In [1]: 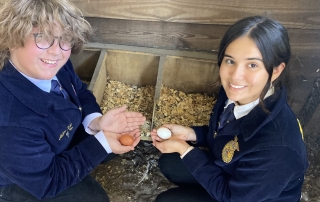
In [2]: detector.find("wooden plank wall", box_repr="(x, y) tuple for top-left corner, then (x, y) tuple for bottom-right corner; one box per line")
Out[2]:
(65, 0), (320, 56)
(1, 1), (318, 55)
(70, 0), (320, 29)
(0, 0), (318, 55)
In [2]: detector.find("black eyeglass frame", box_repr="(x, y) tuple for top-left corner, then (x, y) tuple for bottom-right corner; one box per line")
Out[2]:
(32, 33), (74, 51)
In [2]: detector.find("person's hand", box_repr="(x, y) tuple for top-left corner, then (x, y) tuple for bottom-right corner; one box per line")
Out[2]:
(150, 124), (197, 142)
(152, 138), (190, 155)
(90, 105), (146, 133)
(103, 128), (141, 154)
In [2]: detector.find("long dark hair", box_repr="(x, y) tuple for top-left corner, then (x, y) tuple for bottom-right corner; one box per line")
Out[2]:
(217, 16), (291, 110)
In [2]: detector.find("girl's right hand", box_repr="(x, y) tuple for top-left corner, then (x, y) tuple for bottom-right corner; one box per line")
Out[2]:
(150, 124), (197, 142)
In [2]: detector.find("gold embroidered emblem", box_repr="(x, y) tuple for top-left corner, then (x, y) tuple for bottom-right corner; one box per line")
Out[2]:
(59, 123), (73, 140)
(222, 135), (239, 163)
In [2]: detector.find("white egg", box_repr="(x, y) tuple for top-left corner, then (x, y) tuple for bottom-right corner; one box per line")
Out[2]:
(157, 127), (172, 139)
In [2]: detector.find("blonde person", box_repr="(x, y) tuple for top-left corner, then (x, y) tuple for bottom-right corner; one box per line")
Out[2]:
(151, 16), (308, 202)
(0, 0), (145, 201)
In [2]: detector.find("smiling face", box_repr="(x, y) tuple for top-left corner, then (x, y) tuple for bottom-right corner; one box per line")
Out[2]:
(9, 27), (71, 80)
(219, 36), (270, 105)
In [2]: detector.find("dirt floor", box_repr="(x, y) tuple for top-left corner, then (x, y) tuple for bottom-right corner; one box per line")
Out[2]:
(90, 136), (320, 202)
(90, 140), (176, 202)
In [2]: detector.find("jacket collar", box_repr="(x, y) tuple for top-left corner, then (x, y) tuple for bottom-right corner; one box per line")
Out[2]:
(240, 88), (286, 141)
(215, 86), (287, 141)
(0, 61), (76, 116)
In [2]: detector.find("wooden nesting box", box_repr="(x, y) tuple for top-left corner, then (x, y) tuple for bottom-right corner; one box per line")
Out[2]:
(76, 44), (219, 139)
(88, 49), (159, 106)
(70, 49), (101, 86)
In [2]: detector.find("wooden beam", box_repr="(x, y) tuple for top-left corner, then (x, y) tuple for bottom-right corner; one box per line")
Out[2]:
(1, 0), (319, 29)
(298, 78), (320, 127)
(86, 17), (320, 57)
(287, 55), (320, 116)
(69, 0), (320, 29)
(85, 42), (218, 60)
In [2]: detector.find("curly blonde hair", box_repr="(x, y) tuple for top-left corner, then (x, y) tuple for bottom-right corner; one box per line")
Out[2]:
(0, 0), (92, 69)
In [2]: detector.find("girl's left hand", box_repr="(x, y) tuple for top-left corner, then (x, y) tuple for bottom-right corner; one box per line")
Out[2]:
(152, 138), (190, 155)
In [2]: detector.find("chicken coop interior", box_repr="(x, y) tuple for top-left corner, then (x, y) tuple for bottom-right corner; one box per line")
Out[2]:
(1, 0), (319, 201)
(68, 1), (320, 201)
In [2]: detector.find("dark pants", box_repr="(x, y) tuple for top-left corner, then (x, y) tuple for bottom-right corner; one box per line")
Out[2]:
(156, 153), (218, 202)
(0, 126), (113, 202)
(0, 175), (109, 202)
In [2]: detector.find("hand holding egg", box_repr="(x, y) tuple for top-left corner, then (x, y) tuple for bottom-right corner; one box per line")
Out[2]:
(156, 127), (172, 139)
(119, 134), (134, 146)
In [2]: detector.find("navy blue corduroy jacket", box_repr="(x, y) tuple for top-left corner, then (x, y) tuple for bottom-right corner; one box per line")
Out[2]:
(0, 60), (108, 199)
(183, 87), (308, 202)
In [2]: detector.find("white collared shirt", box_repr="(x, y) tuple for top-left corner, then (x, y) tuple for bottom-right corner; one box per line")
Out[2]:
(225, 87), (274, 120)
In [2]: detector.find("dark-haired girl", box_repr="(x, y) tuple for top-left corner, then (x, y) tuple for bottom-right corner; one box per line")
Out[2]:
(151, 16), (308, 202)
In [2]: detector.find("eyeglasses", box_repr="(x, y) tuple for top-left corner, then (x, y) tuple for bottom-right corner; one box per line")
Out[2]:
(32, 33), (74, 51)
